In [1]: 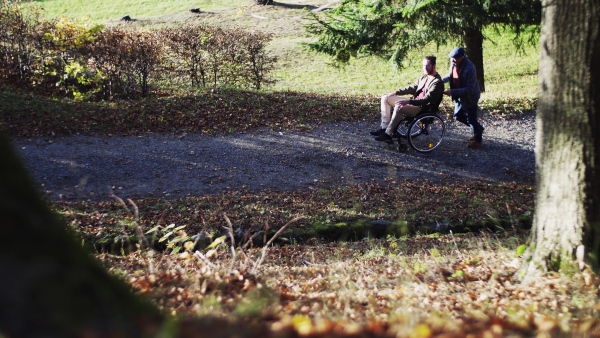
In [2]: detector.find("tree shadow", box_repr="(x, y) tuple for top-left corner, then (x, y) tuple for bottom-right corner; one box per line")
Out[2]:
(269, 1), (327, 11)
(270, 2), (317, 10)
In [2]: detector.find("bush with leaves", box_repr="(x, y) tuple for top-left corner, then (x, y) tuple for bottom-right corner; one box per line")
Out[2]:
(0, 1), (277, 100)
(35, 17), (104, 99)
(0, 1), (104, 98)
(0, 0), (43, 84)
(162, 24), (276, 90)
(90, 26), (165, 99)
(238, 30), (277, 90)
(161, 24), (213, 88)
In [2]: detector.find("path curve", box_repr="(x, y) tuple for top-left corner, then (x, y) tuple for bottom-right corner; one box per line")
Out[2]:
(12, 114), (535, 202)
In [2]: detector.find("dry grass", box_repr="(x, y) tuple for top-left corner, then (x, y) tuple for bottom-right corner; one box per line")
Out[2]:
(98, 229), (599, 337)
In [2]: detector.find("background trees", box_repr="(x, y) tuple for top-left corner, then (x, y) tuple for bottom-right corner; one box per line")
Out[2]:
(521, 0), (600, 278)
(305, 0), (541, 92)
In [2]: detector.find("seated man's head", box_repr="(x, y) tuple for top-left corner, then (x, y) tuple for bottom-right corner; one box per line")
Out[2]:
(423, 56), (437, 76)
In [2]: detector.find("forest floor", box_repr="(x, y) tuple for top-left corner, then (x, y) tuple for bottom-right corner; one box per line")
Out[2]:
(6, 88), (598, 337)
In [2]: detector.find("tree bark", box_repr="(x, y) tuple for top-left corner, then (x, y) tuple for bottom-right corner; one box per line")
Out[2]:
(463, 27), (486, 92)
(0, 133), (163, 336)
(522, 0), (600, 279)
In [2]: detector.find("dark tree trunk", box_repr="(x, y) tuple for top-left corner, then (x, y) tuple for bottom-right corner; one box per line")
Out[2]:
(0, 134), (163, 336)
(521, 0), (600, 279)
(463, 27), (485, 92)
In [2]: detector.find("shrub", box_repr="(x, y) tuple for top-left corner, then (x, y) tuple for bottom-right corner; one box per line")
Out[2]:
(90, 26), (165, 99)
(238, 30), (277, 90)
(35, 17), (104, 98)
(0, 0), (43, 84)
(162, 24), (277, 90)
(0, 1), (104, 98)
(0, 1), (278, 99)
(161, 24), (213, 88)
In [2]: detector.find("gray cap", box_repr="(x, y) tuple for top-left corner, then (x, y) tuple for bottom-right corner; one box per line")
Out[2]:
(448, 47), (465, 58)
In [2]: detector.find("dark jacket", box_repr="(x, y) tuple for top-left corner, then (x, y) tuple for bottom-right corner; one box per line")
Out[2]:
(442, 57), (480, 108)
(395, 73), (444, 113)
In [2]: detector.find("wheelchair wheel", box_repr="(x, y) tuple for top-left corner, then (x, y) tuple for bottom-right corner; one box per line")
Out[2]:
(407, 114), (445, 153)
(396, 119), (418, 138)
(396, 120), (411, 137)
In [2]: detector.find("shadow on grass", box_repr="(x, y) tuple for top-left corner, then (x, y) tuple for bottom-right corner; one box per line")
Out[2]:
(271, 1), (320, 10)
(5, 84), (535, 220)
(0, 85), (376, 138)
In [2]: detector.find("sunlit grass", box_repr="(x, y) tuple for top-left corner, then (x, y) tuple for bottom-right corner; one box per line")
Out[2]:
(271, 29), (538, 98)
(22, 0), (539, 101)
(481, 29), (539, 100)
(26, 0), (248, 21)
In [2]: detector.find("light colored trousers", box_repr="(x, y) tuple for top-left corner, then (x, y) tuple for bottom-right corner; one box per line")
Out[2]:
(380, 94), (422, 135)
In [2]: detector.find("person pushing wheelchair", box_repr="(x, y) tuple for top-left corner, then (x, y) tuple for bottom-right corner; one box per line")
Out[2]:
(370, 55), (445, 141)
(442, 47), (484, 148)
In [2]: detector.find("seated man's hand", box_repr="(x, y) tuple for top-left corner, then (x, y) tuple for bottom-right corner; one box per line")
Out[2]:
(396, 99), (410, 106)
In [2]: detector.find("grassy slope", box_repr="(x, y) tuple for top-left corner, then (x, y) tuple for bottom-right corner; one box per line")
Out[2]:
(26, 0), (538, 97)
(30, 0), (243, 21)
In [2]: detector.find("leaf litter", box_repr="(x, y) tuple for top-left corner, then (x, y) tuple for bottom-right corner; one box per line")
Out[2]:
(56, 179), (600, 337)
(5, 86), (598, 336)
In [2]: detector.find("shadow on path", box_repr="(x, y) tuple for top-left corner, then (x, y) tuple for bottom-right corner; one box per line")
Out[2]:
(13, 114), (535, 202)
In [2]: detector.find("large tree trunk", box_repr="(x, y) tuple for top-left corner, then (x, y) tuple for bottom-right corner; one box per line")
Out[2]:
(463, 27), (485, 93)
(521, 0), (600, 279)
(0, 134), (163, 336)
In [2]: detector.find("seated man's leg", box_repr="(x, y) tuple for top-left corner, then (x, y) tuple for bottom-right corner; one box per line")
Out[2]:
(375, 104), (421, 141)
(385, 105), (421, 135)
(372, 94), (403, 136)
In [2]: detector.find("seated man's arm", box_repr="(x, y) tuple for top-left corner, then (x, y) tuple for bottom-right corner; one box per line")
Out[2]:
(395, 80), (418, 96)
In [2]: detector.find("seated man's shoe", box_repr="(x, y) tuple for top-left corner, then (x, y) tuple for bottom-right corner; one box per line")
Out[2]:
(370, 128), (386, 136)
(467, 140), (482, 148)
(375, 132), (393, 141)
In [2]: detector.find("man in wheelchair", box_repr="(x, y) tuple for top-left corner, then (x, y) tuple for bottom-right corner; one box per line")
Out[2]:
(370, 55), (444, 142)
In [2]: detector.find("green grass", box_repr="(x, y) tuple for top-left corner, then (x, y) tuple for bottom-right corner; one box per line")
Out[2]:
(22, 0), (539, 100)
(27, 0), (246, 21)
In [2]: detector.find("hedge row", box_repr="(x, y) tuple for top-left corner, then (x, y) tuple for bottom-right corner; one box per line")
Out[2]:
(0, 1), (277, 100)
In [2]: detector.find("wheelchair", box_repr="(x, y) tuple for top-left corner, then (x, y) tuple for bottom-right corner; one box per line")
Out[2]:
(386, 111), (446, 153)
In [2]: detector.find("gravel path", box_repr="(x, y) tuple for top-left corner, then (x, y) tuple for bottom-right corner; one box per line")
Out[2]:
(11, 112), (536, 202)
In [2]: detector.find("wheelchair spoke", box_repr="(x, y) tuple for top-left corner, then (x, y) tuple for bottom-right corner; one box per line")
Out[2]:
(407, 114), (445, 153)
